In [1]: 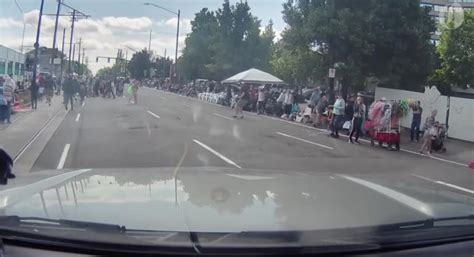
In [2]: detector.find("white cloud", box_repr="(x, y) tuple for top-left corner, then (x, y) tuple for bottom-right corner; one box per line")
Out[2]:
(102, 16), (153, 30)
(165, 17), (192, 33)
(1, 10), (188, 74)
(23, 10), (40, 26)
(0, 18), (23, 29)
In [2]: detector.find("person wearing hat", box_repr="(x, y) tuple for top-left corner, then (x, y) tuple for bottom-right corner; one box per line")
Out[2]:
(419, 109), (438, 155)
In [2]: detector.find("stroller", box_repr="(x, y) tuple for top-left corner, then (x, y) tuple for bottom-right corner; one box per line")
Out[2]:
(431, 124), (447, 153)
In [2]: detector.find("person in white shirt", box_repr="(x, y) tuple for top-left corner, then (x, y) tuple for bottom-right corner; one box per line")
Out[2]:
(257, 88), (266, 115)
(283, 89), (294, 115)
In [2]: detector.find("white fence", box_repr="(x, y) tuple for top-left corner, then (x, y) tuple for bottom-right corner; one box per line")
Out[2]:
(449, 97), (474, 142)
(375, 86), (473, 142)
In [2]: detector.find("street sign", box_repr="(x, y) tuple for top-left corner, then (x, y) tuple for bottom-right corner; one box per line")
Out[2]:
(328, 68), (336, 78)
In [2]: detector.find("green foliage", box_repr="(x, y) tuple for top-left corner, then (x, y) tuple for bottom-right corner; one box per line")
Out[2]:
(128, 49), (152, 80)
(279, 0), (436, 91)
(432, 10), (474, 89)
(270, 42), (323, 85)
(65, 61), (91, 76)
(180, 0), (275, 81)
(151, 56), (173, 79)
(96, 61), (129, 78)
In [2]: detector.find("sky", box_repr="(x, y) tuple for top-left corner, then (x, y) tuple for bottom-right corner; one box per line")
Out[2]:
(0, 0), (286, 74)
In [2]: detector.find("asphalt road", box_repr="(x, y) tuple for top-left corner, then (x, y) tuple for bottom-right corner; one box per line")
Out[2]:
(31, 87), (474, 194)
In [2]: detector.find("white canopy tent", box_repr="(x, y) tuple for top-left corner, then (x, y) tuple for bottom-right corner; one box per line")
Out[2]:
(222, 68), (285, 85)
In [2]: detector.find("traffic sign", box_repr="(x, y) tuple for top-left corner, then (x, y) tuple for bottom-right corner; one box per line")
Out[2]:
(328, 68), (336, 78)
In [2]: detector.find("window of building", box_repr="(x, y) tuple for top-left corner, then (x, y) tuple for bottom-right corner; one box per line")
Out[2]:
(0, 60), (5, 74)
(7, 61), (13, 74)
(15, 62), (20, 75)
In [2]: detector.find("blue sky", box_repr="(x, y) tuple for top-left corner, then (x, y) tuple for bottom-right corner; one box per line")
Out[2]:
(0, 0), (286, 73)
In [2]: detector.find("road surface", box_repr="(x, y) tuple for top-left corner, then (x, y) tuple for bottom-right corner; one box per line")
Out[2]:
(30, 87), (474, 195)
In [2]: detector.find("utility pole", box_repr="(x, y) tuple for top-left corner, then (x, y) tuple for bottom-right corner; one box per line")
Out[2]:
(148, 29), (152, 52)
(82, 48), (85, 75)
(59, 27), (66, 93)
(327, 0), (336, 103)
(174, 10), (180, 84)
(52, 0), (62, 50)
(32, 0), (45, 109)
(77, 38), (82, 73)
(68, 10), (76, 74)
(72, 43), (76, 73)
(143, 3), (180, 83)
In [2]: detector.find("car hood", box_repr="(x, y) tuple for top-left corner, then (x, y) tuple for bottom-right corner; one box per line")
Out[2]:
(0, 168), (472, 233)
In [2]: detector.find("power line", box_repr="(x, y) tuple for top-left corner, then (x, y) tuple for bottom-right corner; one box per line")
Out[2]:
(13, 0), (24, 14)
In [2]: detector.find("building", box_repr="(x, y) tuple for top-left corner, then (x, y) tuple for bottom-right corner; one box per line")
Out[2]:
(25, 47), (64, 78)
(0, 45), (25, 81)
(421, 0), (474, 44)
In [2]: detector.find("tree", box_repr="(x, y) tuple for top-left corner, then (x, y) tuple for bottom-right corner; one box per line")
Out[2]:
(181, 8), (218, 80)
(180, 1), (275, 81)
(128, 49), (152, 80)
(432, 10), (474, 90)
(65, 61), (91, 76)
(151, 56), (173, 79)
(270, 42), (323, 86)
(280, 0), (436, 94)
(96, 61), (129, 78)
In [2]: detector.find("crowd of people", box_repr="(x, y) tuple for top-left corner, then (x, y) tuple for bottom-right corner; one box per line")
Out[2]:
(152, 81), (447, 154)
(3, 72), (448, 155)
(0, 72), (142, 125)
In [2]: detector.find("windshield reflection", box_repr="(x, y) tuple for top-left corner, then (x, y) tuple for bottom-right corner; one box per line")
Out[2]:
(0, 169), (472, 232)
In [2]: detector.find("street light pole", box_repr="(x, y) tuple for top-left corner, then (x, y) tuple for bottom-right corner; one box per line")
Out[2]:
(68, 10), (76, 74)
(52, 0), (62, 50)
(59, 28), (66, 94)
(144, 3), (180, 84)
(148, 29), (152, 52)
(32, 0), (45, 109)
(174, 9), (180, 83)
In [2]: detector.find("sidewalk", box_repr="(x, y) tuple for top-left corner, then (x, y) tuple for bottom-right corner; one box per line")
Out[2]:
(0, 96), (64, 159)
(398, 129), (474, 166)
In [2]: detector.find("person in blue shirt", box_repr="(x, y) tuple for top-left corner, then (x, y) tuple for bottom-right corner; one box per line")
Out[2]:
(330, 92), (346, 138)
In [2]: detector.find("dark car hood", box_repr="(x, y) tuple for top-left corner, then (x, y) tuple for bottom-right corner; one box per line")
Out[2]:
(0, 168), (472, 233)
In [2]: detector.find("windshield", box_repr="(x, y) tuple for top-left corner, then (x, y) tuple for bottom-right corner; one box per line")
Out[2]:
(0, 0), (473, 253)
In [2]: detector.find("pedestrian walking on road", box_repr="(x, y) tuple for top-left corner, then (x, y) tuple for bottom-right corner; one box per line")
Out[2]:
(38, 74), (45, 103)
(330, 92), (346, 138)
(30, 79), (38, 110)
(410, 101), (423, 142)
(419, 109), (437, 155)
(233, 86), (250, 119)
(79, 82), (87, 106)
(131, 80), (139, 104)
(44, 74), (55, 106)
(349, 96), (366, 144)
(63, 74), (77, 111)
